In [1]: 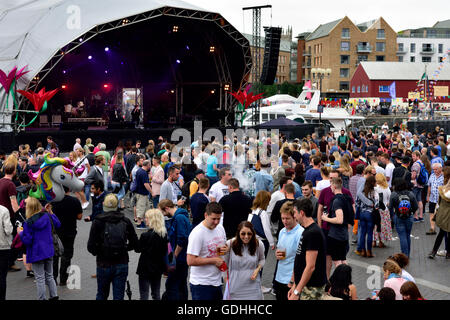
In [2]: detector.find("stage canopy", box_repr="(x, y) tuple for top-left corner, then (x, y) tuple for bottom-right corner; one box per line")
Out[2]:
(0, 0), (252, 130)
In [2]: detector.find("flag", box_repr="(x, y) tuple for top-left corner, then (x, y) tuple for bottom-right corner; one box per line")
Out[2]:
(389, 81), (396, 100)
(305, 80), (312, 100)
(420, 72), (426, 81)
(351, 105), (356, 115)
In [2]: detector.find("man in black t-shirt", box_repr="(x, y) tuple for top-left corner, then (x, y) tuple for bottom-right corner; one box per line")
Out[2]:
(51, 187), (83, 285)
(288, 198), (327, 300)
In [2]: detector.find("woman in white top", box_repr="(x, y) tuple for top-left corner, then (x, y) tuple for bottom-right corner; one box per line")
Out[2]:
(248, 191), (275, 255)
(75, 148), (91, 209)
(315, 166), (331, 198)
(373, 173), (392, 248)
(69, 151), (89, 209)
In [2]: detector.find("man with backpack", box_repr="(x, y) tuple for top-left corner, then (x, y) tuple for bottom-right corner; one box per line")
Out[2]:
(87, 193), (138, 300)
(181, 169), (205, 205)
(392, 156), (413, 191)
(389, 179), (418, 258)
(411, 151), (428, 222)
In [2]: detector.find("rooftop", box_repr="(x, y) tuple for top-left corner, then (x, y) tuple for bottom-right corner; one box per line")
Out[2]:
(360, 61), (450, 81)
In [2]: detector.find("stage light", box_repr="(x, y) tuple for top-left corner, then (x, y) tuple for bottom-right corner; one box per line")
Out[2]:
(186, 45), (190, 50)
(173, 25), (179, 32)
(224, 84), (230, 91)
(105, 47), (109, 52)
(61, 85), (67, 89)
(103, 84), (109, 88)
(79, 38), (83, 42)
(62, 70), (66, 74)
(210, 46), (215, 53)
(121, 62), (124, 65)
(176, 59), (181, 64)
(211, 90), (216, 94)
(122, 19), (129, 25)
(105, 70), (108, 74)
(170, 90), (175, 94)
(88, 55), (92, 60)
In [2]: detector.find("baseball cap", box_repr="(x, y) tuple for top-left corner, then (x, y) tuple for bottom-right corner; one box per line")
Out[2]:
(103, 194), (118, 212)
(392, 152), (403, 159)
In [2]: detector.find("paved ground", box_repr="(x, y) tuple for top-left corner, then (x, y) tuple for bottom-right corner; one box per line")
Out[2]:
(5, 195), (450, 300)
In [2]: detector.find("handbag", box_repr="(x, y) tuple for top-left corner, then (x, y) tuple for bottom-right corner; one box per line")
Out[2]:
(47, 213), (64, 257)
(370, 199), (381, 232)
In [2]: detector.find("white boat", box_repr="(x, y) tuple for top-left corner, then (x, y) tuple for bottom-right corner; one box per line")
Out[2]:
(242, 88), (365, 132)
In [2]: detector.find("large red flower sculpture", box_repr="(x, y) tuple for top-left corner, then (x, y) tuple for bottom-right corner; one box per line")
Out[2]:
(0, 66), (29, 93)
(17, 87), (59, 112)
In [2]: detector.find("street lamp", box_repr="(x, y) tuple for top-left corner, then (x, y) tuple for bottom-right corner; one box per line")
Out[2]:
(311, 68), (331, 93)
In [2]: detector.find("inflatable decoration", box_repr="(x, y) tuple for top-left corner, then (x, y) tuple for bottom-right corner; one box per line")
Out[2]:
(229, 85), (264, 125)
(28, 155), (85, 202)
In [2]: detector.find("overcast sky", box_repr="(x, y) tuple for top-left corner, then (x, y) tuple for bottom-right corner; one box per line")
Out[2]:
(188, 0), (450, 37)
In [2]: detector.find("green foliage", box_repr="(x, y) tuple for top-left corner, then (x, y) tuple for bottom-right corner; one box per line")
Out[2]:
(250, 81), (304, 98)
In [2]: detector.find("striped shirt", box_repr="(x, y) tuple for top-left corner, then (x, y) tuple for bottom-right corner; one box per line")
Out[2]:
(428, 173), (444, 203)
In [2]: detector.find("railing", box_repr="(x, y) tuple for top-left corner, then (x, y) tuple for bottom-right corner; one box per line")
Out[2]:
(420, 47), (435, 54)
(356, 44), (372, 53)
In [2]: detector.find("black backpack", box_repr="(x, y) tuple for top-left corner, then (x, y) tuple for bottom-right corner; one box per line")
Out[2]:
(250, 210), (266, 239)
(102, 218), (128, 258)
(181, 178), (198, 201)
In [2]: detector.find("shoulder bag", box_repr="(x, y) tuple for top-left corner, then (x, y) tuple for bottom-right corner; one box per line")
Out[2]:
(47, 213), (64, 257)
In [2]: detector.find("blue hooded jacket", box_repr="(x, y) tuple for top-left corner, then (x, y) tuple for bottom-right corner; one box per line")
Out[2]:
(21, 211), (61, 263)
(166, 208), (191, 264)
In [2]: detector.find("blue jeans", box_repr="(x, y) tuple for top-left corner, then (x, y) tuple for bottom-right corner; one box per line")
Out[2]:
(96, 264), (129, 300)
(190, 284), (223, 301)
(33, 258), (58, 300)
(164, 260), (188, 300)
(394, 214), (414, 257)
(111, 182), (126, 201)
(139, 274), (162, 300)
(357, 210), (374, 252)
(84, 183), (91, 202)
(152, 195), (159, 208)
(206, 175), (218, 186)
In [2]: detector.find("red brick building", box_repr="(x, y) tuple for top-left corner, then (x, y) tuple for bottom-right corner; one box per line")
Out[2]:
(350, 61), (450, 106)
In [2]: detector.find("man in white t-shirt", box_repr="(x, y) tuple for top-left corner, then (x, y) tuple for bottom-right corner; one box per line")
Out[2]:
(187, 202), (228, 300)
(209, 168), (232, 202)
(381, 153), (395, 188)
(267, 176), (292, 216)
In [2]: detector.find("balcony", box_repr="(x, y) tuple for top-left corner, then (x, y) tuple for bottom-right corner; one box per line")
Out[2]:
(302, 51), (311, 56)
(420, 47), (435, 55)
(356, 44), (372, 53)
(302, 63), (311, 69)
(396, 48), (407, 54)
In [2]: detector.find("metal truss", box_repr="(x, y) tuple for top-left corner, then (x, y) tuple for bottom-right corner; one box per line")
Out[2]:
(12, 6), (252, 131)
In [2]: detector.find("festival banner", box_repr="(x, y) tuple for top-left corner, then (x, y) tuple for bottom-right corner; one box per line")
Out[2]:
(434, 86), (448, 97)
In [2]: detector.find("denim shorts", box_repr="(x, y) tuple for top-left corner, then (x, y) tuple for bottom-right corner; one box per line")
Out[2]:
(412, 187), (423, 203)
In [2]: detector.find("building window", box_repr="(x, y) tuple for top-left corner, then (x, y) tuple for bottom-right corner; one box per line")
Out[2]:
(439, 57), (443, 62)
(341, 55), (350, 64)
(428, 30), (437, 38)
(376, 55), (385, 61)
(341, 41), (350, 51)
(340, 68), (349, 78)
(398, 56), (403, 62)
(439, 44), (443, 54)
(410, 56), (415, 62)
(422, 56), (431, 62)
(342, 28), (350, 38)
(339, 82), (349, 91)
(357, 86), (360, 93)
(376, 42), (385, 52)
(422, 43), (433, 53)
(377, 29), (385, 39)
(410, 43), (416, 53)
(358, 55), (368, 62)
(398, 43), (404, 52)
(379, 85), (389, 93)
(352, 86), (355, 93)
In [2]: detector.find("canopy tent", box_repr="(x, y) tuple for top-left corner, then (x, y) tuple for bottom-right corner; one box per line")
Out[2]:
(0, 0), (252, 131)
(262, 94), (297, 105)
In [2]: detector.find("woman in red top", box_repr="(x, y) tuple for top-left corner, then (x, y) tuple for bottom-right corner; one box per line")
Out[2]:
(400, 281), (425, 300)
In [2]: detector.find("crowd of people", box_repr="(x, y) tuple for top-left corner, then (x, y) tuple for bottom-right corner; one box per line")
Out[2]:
(1, 123), (449, 301)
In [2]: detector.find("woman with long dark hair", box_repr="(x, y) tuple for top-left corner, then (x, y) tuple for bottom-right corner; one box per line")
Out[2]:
(326, 264), (357, 300)
(223, 221), (265, 300)
(355, 175), (379, 258)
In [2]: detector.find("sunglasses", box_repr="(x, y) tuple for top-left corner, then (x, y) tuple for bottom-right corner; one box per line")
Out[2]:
(240, 232), (253, 236)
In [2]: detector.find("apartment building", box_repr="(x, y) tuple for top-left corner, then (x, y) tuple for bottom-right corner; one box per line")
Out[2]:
(397, 19), (450, 63)
(244, 27), (296, 84)
(298, 17), (397, 99)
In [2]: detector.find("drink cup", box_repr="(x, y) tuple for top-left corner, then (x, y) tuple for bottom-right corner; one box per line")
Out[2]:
(277, 246), (286, 260)
(217, 243), (226, 256)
